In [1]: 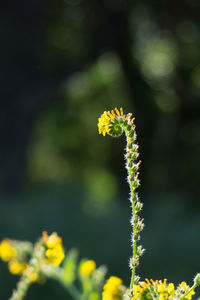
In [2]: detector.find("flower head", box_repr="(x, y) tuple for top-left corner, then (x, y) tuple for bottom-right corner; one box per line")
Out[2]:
(98, 111), (113, 136)
(79, 260), (96, 276)
(131, 279), (195, 300)
(42, 232), (65, 267)
(102, 276), (123, 300)
(98, 107), (135, 138)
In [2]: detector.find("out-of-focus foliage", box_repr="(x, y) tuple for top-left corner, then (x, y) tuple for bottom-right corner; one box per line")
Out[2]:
(28, 53), (131, 212)
(26, 0), (200, 198)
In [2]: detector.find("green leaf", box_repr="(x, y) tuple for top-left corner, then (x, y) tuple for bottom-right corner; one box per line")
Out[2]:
(62, 249), (78, 285)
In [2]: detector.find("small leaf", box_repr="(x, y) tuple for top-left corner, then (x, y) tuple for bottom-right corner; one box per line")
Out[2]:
(62, 249), (78, 284)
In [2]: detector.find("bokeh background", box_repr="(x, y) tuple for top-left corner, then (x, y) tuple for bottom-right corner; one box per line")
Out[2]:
(1, 0), (200, 299)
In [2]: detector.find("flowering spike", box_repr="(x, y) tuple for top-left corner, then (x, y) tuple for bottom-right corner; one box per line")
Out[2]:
(98, 108), (142, 289)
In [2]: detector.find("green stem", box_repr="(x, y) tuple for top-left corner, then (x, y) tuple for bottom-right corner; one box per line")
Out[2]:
(66, 283), (82, 300)
(9, 277), (31, 300)
(179, 283), (199, 300)
(49, 268), (82, 300)
(123, 127), (138, 289)
(130, 196), (136, 289)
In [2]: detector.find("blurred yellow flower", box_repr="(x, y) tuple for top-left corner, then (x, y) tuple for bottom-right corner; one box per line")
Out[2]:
(0, 240), (17, 262)
(102, 276), (122, 300)
(9, 260), (27, 275)
(43, 232), (65, 267)
(79, 260), (96, 276)
(167, 283), (175, 295)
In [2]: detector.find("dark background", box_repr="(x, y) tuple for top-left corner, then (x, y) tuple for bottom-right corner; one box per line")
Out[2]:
(0, 0), (200, 299)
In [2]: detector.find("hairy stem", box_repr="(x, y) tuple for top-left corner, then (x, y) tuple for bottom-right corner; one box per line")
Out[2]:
(123, 125), (140, 289)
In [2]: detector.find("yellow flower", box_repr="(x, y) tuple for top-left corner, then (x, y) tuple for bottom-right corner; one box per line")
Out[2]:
(79, 260), (96, 276)
(98, 111), (113, 136)
(42, 231), (62, 248)
(132, 280), (147, 300)
(132, 279), (195, 300)
(168, 283), (175, 295)
(8, 260), (27, 275)
(186, 290), (195, 300)
(98, 108), (124, 136)
(133, 285), (143, 293)
(45, 244), (65, 266)
(0, 240), (17, 262)
(178, 281), (195, 300)
(180, 281), (188, 289)
(132, 279), (172, 300)
(102, 276), (122, 300)
(43, 232), (65, 267)
(157, 283), (166, 293)
(158, 293), (168, 300)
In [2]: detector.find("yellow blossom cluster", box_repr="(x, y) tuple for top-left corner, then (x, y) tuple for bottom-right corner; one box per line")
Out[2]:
(0, 239), (28, 275)
(132, 279), (195, 300)
(98, 107), (128, 136)
(102, 276), (123, 300)
(42, 231), (65, 267)
(79, 260), (96, 276)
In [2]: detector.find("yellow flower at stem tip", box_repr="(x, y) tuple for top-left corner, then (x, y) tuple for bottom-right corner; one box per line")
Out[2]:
(80, 260), (96, 276)
(0, 240), (17, 262)
(42, 231), (62, 248)
(98, 111), (112, 136)
(98, 107), (124, 136)
(43, 231), (65, 267)
(98, 107), (134, 137)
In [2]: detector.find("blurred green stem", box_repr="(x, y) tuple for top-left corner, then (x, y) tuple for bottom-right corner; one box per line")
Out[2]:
(50, 268), (82, 300)
(66, 284), (82, 300)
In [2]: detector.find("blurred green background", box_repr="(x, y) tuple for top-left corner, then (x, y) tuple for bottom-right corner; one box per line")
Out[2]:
(0, 0), (200, 299)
